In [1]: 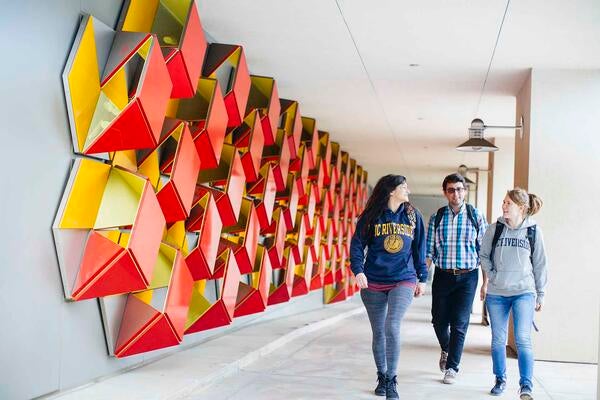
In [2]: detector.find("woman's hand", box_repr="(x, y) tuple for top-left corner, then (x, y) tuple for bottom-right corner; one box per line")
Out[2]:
(535, 303), (543, 312)
(480, 282), (488, 301)
(414, 282), (426, 297)
(355, 273), (368, 289)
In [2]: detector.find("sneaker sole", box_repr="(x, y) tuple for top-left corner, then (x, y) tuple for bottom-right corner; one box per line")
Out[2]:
(520, 394), (533, 400)
(374, 391), (385, 396)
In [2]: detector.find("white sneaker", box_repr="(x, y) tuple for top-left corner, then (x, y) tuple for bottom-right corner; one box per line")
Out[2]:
(443, 368), (457, 384)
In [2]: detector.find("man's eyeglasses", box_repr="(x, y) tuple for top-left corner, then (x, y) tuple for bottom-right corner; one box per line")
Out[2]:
(445, 187), (465, 194)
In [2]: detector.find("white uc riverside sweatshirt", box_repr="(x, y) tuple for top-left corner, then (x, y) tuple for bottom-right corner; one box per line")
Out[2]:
(480, 216), (548, 305)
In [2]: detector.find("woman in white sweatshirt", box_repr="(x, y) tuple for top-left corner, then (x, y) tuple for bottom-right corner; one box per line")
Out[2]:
(480, 188), (548, 400)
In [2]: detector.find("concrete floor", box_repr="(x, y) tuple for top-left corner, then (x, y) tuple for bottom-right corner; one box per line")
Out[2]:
(50, 295), (597, 400)
(185, 297), (596, 400)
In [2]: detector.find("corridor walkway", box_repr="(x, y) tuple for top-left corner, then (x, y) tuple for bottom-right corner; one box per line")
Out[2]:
(184, 296), (596, 400)
(50, 295), (597, 400)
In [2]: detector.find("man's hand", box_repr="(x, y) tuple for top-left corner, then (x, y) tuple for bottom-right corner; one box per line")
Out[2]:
(535, 303), (542, 312)
(414, 282), (426, 297)
(355, 272), (368, 289)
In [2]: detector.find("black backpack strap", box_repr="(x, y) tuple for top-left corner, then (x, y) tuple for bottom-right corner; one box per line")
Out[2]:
(432, 207), (446, 259)
(490, 222), (505, 268)
(434, 206), (446, 230)
(527, 225), (536, 264)
(465, 204), (481, 253)
(465, 204), (480, 237)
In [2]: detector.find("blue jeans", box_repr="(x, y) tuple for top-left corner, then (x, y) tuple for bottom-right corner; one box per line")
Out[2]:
(486, 293), (536, 387)
(361, 285), (414, 378)
(431, 268), (479, 371)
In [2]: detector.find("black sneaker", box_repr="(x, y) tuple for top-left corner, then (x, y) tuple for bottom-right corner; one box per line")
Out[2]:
(439, 350), (448, 372)
(386, 375), (399, 400)
(490, 377), (506, 396)
(374, 372), (386, 396)
(519, 384), (534, 400)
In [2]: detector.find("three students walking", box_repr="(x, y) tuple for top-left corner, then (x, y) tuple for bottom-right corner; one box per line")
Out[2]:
(351, 173), (548, 400)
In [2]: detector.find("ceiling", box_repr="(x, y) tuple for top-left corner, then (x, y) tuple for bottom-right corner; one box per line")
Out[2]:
(196, 0), (600, 194)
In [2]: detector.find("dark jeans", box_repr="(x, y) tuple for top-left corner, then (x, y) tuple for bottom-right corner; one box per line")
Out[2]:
(431, 268), (479, 372)
(361, 285), (414, 378)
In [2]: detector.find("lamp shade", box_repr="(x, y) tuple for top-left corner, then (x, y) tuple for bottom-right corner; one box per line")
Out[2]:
(456, 137), (498, 152)
(456, 118), (498, 152)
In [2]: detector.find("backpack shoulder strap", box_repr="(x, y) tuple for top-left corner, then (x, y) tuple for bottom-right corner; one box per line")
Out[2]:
(490, 222), (505, 268)
(432, 206), (447, 259)
(466, 204), (481, 253)
(527, 225), (536, 264)
(434, 206), (446, 230)
(465, 204), (480, 236)
(405, 203), (417, 229)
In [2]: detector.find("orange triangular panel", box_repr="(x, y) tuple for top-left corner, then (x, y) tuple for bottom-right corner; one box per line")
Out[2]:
(185, 301), (231, 334)
(72, 231), (146, 300)
(116, 315), (180, 357)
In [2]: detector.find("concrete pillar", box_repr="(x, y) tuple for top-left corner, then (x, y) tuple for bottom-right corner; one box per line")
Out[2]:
(476, 170), (488, 218)
(515, 69), (600, 363)
(486, 136), (516, 223)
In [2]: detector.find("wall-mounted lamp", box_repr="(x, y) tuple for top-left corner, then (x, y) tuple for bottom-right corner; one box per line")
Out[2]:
(456, 118), (522, 152)
(457, 164), (476, 184)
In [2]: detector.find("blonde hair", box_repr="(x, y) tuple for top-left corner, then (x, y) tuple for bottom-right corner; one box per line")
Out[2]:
(507, 187), (543, 216)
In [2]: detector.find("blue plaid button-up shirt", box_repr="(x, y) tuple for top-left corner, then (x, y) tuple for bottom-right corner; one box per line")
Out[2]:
(426, 204), (488, 270)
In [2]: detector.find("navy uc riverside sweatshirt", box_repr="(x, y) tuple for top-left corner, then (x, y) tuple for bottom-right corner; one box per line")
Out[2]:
(350, 203), (428, 284)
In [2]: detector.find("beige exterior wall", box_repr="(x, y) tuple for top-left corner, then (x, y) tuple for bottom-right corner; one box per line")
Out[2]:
(515, 69), (600, 363)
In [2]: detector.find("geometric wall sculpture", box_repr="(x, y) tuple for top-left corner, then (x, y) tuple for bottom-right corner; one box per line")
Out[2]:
(138, 120), (201, 223)
(55, 5), (368, 358)
(202, 44), (251, 129)
(185, 190), (222, 280)
(167, 77), (227, 170)
(53, 157), (165, 301)
(63, 15), (172, 155)
(234, 244), (272, 318)
(246, 75), (280, 146)
(113, 243), (194, 357)
(118, 0), (208, 99)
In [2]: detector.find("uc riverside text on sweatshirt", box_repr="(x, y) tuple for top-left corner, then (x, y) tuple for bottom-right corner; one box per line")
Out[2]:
(480, 216), (548, 304)
(350, 204), (428, 284)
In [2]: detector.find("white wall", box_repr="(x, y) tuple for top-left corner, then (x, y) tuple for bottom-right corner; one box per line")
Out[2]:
(410, 194), (447, 223)
(516, 69), (600, 363)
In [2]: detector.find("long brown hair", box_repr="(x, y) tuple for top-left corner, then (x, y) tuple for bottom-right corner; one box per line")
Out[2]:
(359, 174), (407, 236)
(507, 188), (543, 216)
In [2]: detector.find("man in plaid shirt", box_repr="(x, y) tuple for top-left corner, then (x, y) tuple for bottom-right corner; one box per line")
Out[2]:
(426, 173), (488, 385)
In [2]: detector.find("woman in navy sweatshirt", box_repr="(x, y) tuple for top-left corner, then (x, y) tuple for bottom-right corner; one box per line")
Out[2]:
(350, 174), (428, 400)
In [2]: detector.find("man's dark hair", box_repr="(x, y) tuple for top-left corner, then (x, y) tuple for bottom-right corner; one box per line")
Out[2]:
(442, 173), (466, 191)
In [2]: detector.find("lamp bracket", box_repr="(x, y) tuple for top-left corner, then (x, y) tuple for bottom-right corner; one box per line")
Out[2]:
(484, 124), (522, 130)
